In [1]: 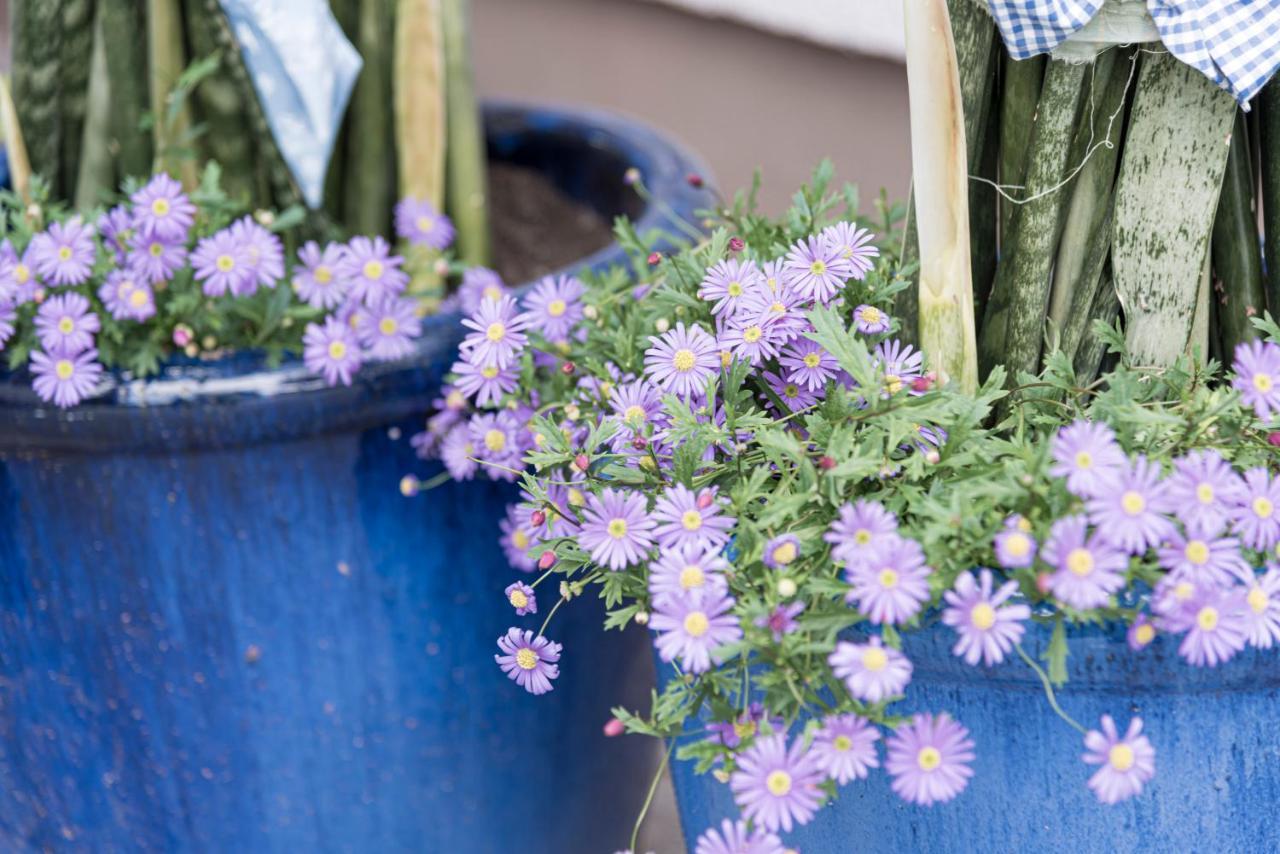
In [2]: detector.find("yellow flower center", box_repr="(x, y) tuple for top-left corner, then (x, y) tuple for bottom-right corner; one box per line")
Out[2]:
(1134, 623), (1155, 645)
(1248, 586), (1269, 614)
(769, 301), (785, 314)
(833, 735), (853, 752)
(607, 518), (628, 539)
(149, 242), (164, 257)
(679, 565), (706, 590)
(54, 359), (74, 381)
(512, 529), (529, 549)
(809, 260), (827, 276)
(1196, 483), (1215, 504)
(733, 720), (757, 739)
(515, 648), (539, 670)
(862, 646), (888, 672)
(766, 276), (778, 292)
(486, 322), (506, 342)
(57, 246), (72, 262)
(483, 285), (503, 301)
(1197, 606), (1219, 631)
(328, 341), (347, 360)
(878, 568), (899, 588)
(415, 215), (434, 233)
(379, 317), (399, 336)
(742, 326), (762, 344)
(784, 384), (799, 398)
(970, 603), (996, 630)
(484, 429), (506, 452)
(672, 348), (696, 372)
(129, 289), (148, 308)
(854, 529), (872, 546)
(14, 264), (29, 283)
(683, 611), (710, 637)
(681, 509), (703, 531)
(765, 770), (793, 797)
(917, 747), (942, 771)
(362, 260), (384, 281)
(1174, 581), (1194, 601)
(509, 589), (529, 609)
(1004, 533), (1031, 558)
(1075, 451), (1093, 470)
(1255, 497), (1275, 520)
(568, 488), (585, 506)
(884, 375), (903, 394)
(772, 542), (797, 565)
(216, 254), (235, 272)
(1255, 373), (1275, 393)
(803, 353), (821, 369)
(727, 281), (742, 297)
(314, 265), (333, 284)
(1121, 491), (1146, 515)
(1185, 540), (1210, 565)
(481, 365), (499, 379)
(1016, 517), (1033, 533)
(1067, 548), (1094, 577)
(624, 404), (646, 423)
(547, 299), (567, 317)
(720, 350), (733, 368)
(1108, 744), (1135, 771)
(57, 317), (75, 334)
(151, 198), (170, 216)
(858, 306), (881, 324)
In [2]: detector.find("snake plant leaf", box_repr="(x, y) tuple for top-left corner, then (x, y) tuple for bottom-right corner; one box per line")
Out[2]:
(443, 0), (491, 267)
(0, 77), (33, 204)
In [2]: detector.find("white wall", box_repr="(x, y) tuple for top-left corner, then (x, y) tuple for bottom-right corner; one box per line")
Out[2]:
(642, 0), (906, 60)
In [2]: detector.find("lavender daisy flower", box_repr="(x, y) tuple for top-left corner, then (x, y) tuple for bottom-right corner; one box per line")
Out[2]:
(229, 217), (285, 290)
(942, 569), (1031, 666)
(853, 304), (891, 334)
(505, 581), (538, 615)
(1156, 529), (1248, 587)
(707, 703), (784, 749)
(360, 296), (421, 361)
(468, 411), (523, 480)
(872, 339), (925, 396)
(781, 234), (853, 304)
(191, 227), (254, 297)
(0, 302), (14, 348)
(825, 500), (899, 569)
(698, 258), (764, 317)
(651, 484), (733, 551)
(829, 636), (912, 703)
(648, 544), (729, 604)
(1082, 715), (1156, 804)
(993, 516), (1037, 569)
(34, 293), (100, 353)
(303, 316), (362, 386)
(494, 628), (561, 695)
(762, 534), (801, 569)
(452, 359), (518, 406)
(1176, 586), (1248, 666)
(845, 534), (932, 625)
(1232, 467), (1280, 552)
(338, 235), (409, 303)
(719, 313), (782, 366)
(739, 278), (811, 344)
(30, 347), (103, 408)
(729, 733), (825, 833)
(394, 196), (456, 249)
(440, 423), (478, 480)
(292, 241), (350, 309)
(461, 295), (529, 369)
(812, 713), (880, 785)
(1242, 566), (1280, 648)
(779, 338), (838, 392)
(820, 221), (879, 278)
(499, 505), (537, 572)
(457, 267), (509, 314)
(650, 589), (742, 673)
(693, 819), (784, 854)
(1084, 455), (1174, 554)
(1165, 450), (1246, 537)
(755, 602), (804, 641)
(609, 378), (665, 436)
(886, 713), (975, 806)
(1232, 339), (1280, 422)
(1049, 420), (1126, 498)
(1127, 614), (1157, 651)
(521, 274), (585, 341)
(130, 173), (196, 242)
(126, 231), (187, 284)
(30, 218), (96, 286)
(98, 272), (154, 322)
(644, 322), (719, 398)
(1042, 515), (1128, 610)
(578, 488), (657, 570)
(761, 371), (820, 413)
(97, 204), (134, 261)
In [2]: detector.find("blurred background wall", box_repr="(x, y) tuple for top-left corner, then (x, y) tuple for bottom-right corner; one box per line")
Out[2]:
(472, 0), (912, 214)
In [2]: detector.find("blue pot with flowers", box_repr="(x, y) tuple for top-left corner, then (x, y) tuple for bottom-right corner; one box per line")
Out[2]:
(0, 103), (712, 852)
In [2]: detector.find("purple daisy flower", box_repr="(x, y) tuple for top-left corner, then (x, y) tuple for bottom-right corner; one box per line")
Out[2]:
(762, 534), (801, 569)
(609, 378), (665, 435)
(693, 819), (785, 854)
(648, 543), (729, 604)
(872, 339), (925, 397)
(578, 488), (657, 570)
(130, 173), (196, 242)
(718, 312), (782, 366)
(98, 271), (154, 322)
(650, 589), (742, 673)
(1232, 339), (1280, 422)
(825, 500), (899, 569)
(829, 636), (913, 703)
(755, 601), (804, 641)
(1151, 574), (1210, 630)
(644, 322), (720, 399)
(729, 733), (825, 833)
(761, 370), (820, 413)
(338, 235), (409, 303)
(452, 358), (518, 407)
(303, 316), (362, 386)
(229, 217), (285, 290)
(1042, 515), (1128, 610)
(651, 483), (736, 553)
(1156, 529), (1248, 587)
(359, 296), (421, 361)
(941, 569), (1031, 666)
(739, 278), (811, 344)
(1082, 715), (1156, 804)
(468, 411), (524, 480)
(1165, 449), (1246, 537)
(1084, 455), (1174, 554)
(1176, 585), (1248, 666)
(779, 338), (838, 392)
(440, 423), (478, 480)
(97, 204), (135, 261)
(993, 516), (1038, 569)
(820, 221), (879, 278)
(504, 581), (537, 615)
(698, 258), (764, 317)
(1232, 467), (1280, 552)
(812, 713), (880, 785)
(0, 302), (15, 348)
(394, 196), (455, 249)
(30, 218), (96, 286)
(461, 294), (529, 369)
(499, 505), (537, 572)
(494, 627), (561, 695)
(34, 292), (99, 353)
(30, 347), (103, 408)
(1049, 420), (1126, 498)
(292, 241), (350, 309)
(707, 703), (783, 749)
(521, 274), (585, 341)
(1242, 566), (1280, 648)
(852, 303), (891, 334)
(1127, 614), (1157, 651)
(191, 227), (254, 297)
(126, 231), (188, 284)
(456, 267), (509, 314)
(886, 713), (975, 806)
(781, 234), (854, 305)
(844, 534), (932, 625)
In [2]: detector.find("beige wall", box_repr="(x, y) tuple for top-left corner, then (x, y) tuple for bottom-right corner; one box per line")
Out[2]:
(473, 0), (911, 215)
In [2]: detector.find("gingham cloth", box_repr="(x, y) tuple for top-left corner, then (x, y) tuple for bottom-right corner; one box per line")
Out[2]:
(986, 0), (1280, 106)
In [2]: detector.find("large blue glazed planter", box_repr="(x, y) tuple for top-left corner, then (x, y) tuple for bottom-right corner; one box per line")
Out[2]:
(0, 102), (711, 853)
(669, 618), (1280, 853)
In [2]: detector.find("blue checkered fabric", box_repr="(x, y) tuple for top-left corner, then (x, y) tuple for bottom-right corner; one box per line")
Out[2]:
(986, 0), (1280, 106)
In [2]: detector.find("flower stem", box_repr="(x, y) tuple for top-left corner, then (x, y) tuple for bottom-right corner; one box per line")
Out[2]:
(536, 596), (568, 638)
(629, 739), (673, 854)
(1014, 642), (1086, 735)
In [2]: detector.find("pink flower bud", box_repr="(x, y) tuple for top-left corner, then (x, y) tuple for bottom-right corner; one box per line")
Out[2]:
(1269, 432), (1280, 448)
(818, 455), (837, 470)
(728, 237), (745, 252)
(573, 454), (590, 473)
(695, 490), (715, 510)
(173, 324), (194, 347)
(538, 550), (557, 570)
(561, 361), (576, 375)
(686, 173), (704, 189)
(911, 373), (937, 393)
(530, 509), (546, 527)
(602, 718), (625, 737)
(1035, 572), (1052, 595)
(631, 435), (648, 450)
(647, 252), (662, 267)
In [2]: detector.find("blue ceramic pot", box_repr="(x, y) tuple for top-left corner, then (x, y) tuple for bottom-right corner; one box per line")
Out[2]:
(0, 102), (711, 853)
(668, 619), (1280, 853)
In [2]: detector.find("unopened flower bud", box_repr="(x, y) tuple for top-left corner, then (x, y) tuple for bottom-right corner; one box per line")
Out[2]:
(911, 373), (937, 393)
(561, 361), (576, 375)
(564, 403), (581, 421)
(624, 167), (642, 186)
(530, 509), (546, 527)
(433, 258), (450, 276)
(818, 455), (837, 470)
(712, 769), (730, 784)
(603, 718), (626, 737)
(696, 491), (715, 510)
(633, 610), (649, 626)
(647, 252), (662, 267)
(631, 435), (648, 450)
(1269, 432), (1280, 447)
(1035, 572), (1052, 595)
(173, 324), (194, 347)
(539, 550), (558, 570)
(655, 317), (670, 334)
(728, 236), (745, 252)
(925, 450), (941, 464)
(253, 209), (275, 227)
(583, 304), (599, 320)
(399, 475), (420, 497)
(559, 580), (573, 600)
(573, 453), (590, 472)
(202, 335), (218, 351)
(686, 173), (705, 189)
(184, 343), (199, 358)
(777, 577), (798, 598)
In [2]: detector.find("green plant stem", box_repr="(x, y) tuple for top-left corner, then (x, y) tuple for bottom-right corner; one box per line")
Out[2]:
(629, 741), (673, 854)
(1014, 642), (1086, 735)
(442, 0), (491, 266)
(1212, 108), (1267, 353)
